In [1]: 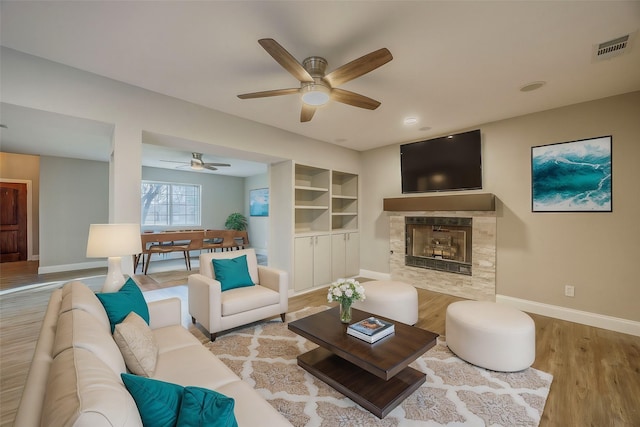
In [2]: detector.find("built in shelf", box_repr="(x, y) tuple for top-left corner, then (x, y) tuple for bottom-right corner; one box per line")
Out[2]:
(295, 185), (329, 192)
(383, 193), (495, 212)
(295, 205), (329, 210)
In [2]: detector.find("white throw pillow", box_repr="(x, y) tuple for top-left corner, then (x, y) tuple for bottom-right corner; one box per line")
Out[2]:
(113, 311), (159, 377)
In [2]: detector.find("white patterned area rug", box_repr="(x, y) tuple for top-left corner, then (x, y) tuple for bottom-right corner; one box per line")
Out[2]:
(205, 307), (553, 427)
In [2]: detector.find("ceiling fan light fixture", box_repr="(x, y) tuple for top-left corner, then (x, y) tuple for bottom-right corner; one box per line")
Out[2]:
(301, 83), (330, 106)
(190, 158), (204, 170)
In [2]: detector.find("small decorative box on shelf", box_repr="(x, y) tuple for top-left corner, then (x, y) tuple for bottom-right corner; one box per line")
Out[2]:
(347, 316), (395, 343)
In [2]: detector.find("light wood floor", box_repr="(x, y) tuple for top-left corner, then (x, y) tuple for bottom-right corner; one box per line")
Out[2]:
(1, 265), (639, 426)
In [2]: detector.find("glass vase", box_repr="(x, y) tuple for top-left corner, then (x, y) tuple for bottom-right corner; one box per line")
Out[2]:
(340, 300), (353, 323)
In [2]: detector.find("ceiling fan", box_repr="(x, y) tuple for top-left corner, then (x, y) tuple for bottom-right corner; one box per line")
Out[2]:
(238, 38), (393, 122)
(161, 152), (231, 171)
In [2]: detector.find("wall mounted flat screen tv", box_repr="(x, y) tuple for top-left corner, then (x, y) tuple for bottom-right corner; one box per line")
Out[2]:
(400, 129), (482, 193)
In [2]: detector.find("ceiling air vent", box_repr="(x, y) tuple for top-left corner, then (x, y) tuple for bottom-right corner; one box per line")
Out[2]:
(593, 33), (635, 61)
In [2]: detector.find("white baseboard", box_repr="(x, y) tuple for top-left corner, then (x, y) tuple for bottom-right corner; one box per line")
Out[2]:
(38, 261), (106, 274)
(497, 294), (640, 337)
(358, 269), (391, 281)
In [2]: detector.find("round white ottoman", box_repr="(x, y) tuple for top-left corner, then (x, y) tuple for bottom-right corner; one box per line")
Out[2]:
(446, 300), (535, 372)
(352, 280), (418, 325)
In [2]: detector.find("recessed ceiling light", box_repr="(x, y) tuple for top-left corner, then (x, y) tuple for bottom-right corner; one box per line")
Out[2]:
(404, 117), (418, 125)
(520, 81), (546, 92)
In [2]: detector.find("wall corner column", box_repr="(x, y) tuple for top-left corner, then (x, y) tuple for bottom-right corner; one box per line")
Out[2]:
(109, 123), (142, 277)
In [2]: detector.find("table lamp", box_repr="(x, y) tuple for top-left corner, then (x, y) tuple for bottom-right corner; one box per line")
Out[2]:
(86, 223), (142, 293)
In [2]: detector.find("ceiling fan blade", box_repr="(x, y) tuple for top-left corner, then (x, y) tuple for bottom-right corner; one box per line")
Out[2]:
(300, 104), (316, 122)
(160, 160), (189, 164)
(324, 48), (393, 87)
(204, 163), (231, 167)
(238, 88), (300, 99)
(258, 38), (314, 83)
(203, 165), (218, 171)
(331, 88), (381, 110)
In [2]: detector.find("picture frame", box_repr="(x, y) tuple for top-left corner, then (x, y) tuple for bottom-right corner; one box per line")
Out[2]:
(249, 188), (269, 217)
(531, 136), (612, 212)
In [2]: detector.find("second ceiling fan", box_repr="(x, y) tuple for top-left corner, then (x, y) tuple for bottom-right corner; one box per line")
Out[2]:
(238, 38), (393, 122)
(161, 152), (230, 171)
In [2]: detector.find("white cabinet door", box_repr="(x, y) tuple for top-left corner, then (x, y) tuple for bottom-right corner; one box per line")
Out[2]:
(331, 232), (359, 280)
(345, 232), (360, 277)
(313, 234), (332, 287)
(294, 237), (314, 292)
(294, 234), (331, 291)
(331, 234), (346, 281)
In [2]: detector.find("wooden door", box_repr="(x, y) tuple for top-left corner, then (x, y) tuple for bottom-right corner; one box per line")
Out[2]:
(0, 182), (28, 262)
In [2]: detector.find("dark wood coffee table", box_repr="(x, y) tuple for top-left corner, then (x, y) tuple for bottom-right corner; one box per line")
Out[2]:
(288, 306), (438, 418)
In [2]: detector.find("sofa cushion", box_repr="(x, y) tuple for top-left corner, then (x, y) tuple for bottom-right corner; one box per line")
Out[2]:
(53, 308), (127, 375)
(177, 386), (237, 427)
(42, 348), (142, 427)
(152, 337), (239, 391)
(212, 255), (255, 291)
(59, 280), (111, 330)
(97, 278), (150, 333)
(221, 285), (280, 317)
(121, 373), (183, 427)
(114, 312), (159, 377)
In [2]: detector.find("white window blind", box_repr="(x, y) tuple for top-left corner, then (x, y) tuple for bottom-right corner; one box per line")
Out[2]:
(141, 181), (201, 226)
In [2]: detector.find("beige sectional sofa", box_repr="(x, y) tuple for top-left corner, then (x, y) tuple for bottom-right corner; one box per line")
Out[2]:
(14, 280), (291, 426)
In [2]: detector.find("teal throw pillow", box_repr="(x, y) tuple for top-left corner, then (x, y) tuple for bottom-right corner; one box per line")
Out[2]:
(177, 386), (238, 427)
(212, 255), (255, 292)
(96, 278), (150, 333)
(121, 373), (183, 427)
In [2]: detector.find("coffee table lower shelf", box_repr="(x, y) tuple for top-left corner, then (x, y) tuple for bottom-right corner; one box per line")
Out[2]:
(297, 346), (426, 419)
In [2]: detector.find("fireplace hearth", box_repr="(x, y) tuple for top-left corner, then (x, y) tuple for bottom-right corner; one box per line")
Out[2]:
(405, 217), (472, 275)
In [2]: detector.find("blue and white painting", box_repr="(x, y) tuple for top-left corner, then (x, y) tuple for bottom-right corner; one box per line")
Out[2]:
(250, 188), (269, 217)
(531, 136), (612, 212)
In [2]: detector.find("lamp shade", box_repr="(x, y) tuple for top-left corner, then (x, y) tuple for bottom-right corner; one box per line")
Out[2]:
(86, 223), (142, 258)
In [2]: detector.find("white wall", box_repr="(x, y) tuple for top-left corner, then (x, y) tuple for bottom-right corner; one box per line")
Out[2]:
(39, 156), (108, 271)
(244, 173), (269, 255)
(360, 92), (640, 323)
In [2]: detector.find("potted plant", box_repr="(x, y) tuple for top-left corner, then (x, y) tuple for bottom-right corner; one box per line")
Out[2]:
(224, 212), (247, 231)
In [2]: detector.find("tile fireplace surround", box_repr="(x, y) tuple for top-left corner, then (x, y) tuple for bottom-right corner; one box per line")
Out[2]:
(384, 194), (497, 301)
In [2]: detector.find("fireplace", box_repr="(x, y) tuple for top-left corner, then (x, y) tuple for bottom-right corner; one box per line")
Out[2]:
(405, 217), (472, 275)
(384, 194), (497, 301)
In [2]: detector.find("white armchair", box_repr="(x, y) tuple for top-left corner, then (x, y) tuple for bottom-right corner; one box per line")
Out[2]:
(188, 248), (288, 341)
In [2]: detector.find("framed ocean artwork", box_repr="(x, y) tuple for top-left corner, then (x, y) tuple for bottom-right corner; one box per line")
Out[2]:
(531, 136), (612, 212)
(249, 188), (269, 217)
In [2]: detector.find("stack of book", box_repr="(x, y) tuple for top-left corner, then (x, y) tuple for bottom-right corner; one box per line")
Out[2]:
(347, 316), (395, 343)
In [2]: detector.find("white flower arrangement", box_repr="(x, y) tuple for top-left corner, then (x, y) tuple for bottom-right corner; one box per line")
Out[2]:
(327, 278), (366, 305)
